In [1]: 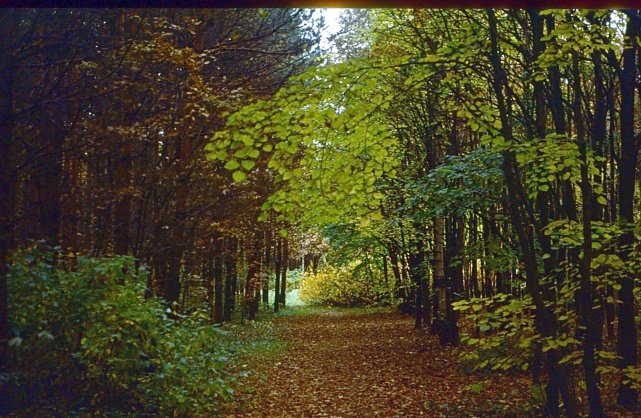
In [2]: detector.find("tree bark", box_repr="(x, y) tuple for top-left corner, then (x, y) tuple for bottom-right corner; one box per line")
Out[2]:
(262, 229), (272, 305)
(213, 234), (224, 323)
(573, 51), (603, 417)
(408, 248), (424, 329)
(223, 237), (237, 322)
(279, 238), (288, 305)
(388, 244), (405, 301)
(244, 232), (262, 321)
(274, 236), (282, 313)
(113, 142), (132, 255)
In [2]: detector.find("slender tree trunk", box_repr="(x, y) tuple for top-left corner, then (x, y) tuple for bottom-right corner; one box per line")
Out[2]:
(451, 215), (464, 298)
(471, 215), (480, 298)
(382, 253), (389, 294)
(164, 247), (182, 304)
(61, 150), (80, 258)
(529, 9), (556, 387)
(223, 237), (237, 322)
(279, 239), (288, 305)
(205, 259), (214, 322)
(422, 267), (431, 327)
(433, 186), (458, 342)
(433, 217), (446, 334)
(213, 235), (224, 323)
(389, 245), (404, 300)
(482, 215), (494, 298)
(36, 120), (65, 248)
(274, 236), (281, 313)
(573, 51), (603, 417)
(113, 141), (132, 255)
(262, 229), (271, 305)
(162, 132), (194, 304)
(408, 248), (424, 329)
(244, 232), (262, 321)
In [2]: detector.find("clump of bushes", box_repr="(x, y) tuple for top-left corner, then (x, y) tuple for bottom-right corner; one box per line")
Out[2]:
(6, 245), (234, 416)
(298, 262), (392, 307)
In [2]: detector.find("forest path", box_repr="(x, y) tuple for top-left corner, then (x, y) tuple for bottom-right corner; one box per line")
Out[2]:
(225, 308), (533, 417)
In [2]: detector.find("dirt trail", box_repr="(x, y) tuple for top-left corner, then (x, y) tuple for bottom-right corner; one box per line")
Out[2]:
(226, 309), (533, 417)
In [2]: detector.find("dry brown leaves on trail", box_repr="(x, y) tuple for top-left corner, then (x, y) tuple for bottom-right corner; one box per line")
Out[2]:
(223, 309), (536, 417)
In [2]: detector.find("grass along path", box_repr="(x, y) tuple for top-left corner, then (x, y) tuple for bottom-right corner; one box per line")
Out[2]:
(223, 307), (537, 417)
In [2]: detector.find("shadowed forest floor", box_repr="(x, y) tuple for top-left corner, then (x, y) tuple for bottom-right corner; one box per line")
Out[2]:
(222, 308), (540, 417)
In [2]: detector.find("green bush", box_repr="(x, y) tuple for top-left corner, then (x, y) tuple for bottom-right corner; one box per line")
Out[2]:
(141, 313), (234, 416)
(7, 244), (234, 416)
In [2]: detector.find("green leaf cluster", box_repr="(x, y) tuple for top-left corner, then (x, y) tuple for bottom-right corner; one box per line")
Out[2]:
(453, 294), (536, 373)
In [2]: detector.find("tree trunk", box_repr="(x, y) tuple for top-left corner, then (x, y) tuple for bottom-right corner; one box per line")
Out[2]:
(279, 238), (288, 305)
(262, 229), (271, 305)
(244, 232), (262, 321)
(35, 119), (65, 248)
(482, 214), (494, 298)
(382, 253), (389, 296)
(205, 259), (214, 322)
(113, 141), (132, 255)
(274, 236), (282, 313)
(471, 215), (480, 298)
(450, 215), (464, 298)
(213, 235), (224, 323)
(433, 217), (446, 338)
(223, 237), (237, 322)
(61, 150), (80, 258)
(389, 245), (405, 300)
(573, 51), (603, 417)
(408, 249), (424, 329)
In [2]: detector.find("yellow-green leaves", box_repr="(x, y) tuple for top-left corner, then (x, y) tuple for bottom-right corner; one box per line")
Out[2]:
(206, 56), (400, 227)
(224, 159), (240, 170)
(232, 171), (246, 182)
(241, 160), (255, 171)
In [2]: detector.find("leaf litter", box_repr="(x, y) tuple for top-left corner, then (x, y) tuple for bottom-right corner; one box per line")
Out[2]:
(222, 309), (538, 417)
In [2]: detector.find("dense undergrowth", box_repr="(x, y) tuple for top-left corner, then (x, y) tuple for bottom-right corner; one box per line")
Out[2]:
(298, 263), (395, 307)
(5, 245), (276, 417)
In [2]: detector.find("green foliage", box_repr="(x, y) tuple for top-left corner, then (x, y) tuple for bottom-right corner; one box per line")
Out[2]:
(299, 262), (393, 307)
(208, 57), (401, 228)
(407, 147), (504, 219)
(285, 267), (305, 289)
(7, 245), (235, 416)
(453, 294), (537, 372)
(141, 313), (234, 416)
(534, 10), (619, 81)
(543, 219), (628, 251)
(322, 221), (388, 268)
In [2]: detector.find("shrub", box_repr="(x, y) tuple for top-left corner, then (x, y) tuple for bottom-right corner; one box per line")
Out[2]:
(298, 262), (392, 307)
(140, 312), (234, 416)
(7, 244), (234, 416)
